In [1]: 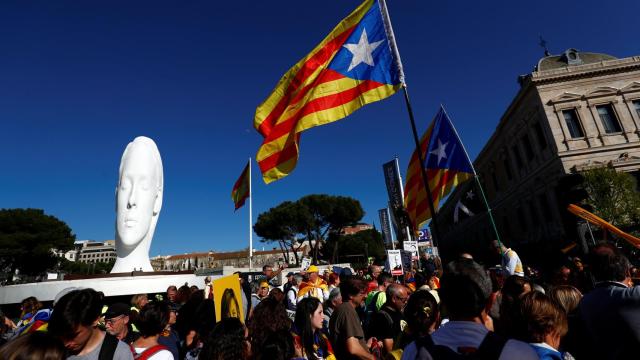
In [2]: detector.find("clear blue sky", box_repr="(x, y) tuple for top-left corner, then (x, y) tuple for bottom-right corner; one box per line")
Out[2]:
(1, 0), (638, 257)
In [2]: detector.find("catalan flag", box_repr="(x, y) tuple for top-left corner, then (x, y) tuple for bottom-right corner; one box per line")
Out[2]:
(231, 161), (250, 210)
(255, 0), (404, 183)
(404, 107), (474, 230)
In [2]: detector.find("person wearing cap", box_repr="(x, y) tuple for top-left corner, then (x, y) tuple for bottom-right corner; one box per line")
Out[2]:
(283, 271), (295, 295)
(104, 303), (140, 345)
(251, 280), (270, 309)
(298, 265), (329, 302)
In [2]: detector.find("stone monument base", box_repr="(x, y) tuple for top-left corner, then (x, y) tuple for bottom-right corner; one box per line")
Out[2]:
(0, 271), (209, 305)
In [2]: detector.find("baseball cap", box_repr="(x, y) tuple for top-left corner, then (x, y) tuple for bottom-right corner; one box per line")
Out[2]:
(307, 265), (319, 273)
(104, 303), (130, 319)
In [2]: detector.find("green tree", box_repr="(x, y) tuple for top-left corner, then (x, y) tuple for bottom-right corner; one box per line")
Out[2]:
(254, 194), (365, 264)
(0, 208), (76, 277)
(324, 229), (386, 266)
(583, 166), (640, 226)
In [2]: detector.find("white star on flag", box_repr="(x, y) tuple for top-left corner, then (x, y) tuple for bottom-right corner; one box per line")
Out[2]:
(466, 190), (475, 200)
(343, 29), (384, 72)
(430, 139), (448, 165)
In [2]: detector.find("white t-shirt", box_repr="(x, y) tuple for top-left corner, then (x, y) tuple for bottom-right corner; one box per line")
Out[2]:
(133, 347), (174, 360)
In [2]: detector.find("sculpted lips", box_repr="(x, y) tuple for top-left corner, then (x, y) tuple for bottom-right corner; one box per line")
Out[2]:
(125, 219), (138, 227)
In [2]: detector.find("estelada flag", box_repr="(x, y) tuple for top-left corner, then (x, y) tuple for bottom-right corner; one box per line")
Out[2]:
(254, 0), (404, 183)
(231, 161), (250, 210)
(404, 107), (474, 230)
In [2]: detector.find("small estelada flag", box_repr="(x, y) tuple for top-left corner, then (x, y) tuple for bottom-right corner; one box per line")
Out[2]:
(231, 161), (250, 211)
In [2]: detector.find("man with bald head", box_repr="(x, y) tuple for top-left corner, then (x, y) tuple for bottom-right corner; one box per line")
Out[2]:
(111, 136), (163, 273)
(366, 283), (408, 355)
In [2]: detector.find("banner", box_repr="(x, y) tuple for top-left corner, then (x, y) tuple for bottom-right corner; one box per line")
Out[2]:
(383, 159), (410, 242)
(213, 274), (244, 323)
(403, 240), (419, 260)
(386, 250), (403, 276)
(400, 250), (413, 271)
(378, 208), (393, 245)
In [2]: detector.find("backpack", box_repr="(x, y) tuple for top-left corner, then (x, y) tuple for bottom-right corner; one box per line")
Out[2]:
(363, 291), (383, 328)
(98, 334), (119, 360)
(130, 344), (169, 360)
(415, 332), (508, 360)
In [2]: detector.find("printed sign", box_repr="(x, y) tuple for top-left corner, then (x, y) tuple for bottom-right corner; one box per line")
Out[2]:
(417, 229), (431, 244)
(386, 250), (403, 276)
(213, 274), (244, 323)
(403, 240), (419, 260)
(300, 257), (311, 270)
(400, 250), (413, 271)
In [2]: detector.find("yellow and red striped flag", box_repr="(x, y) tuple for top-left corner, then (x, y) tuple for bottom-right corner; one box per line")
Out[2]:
(254, 0), (404, 183)
(404, 108), (474, 231)
(231, 161), (250, 210)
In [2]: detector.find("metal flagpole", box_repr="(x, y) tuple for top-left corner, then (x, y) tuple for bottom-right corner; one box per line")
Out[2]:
(380, 0), (443, 245)
(440, 106), (503, 248)
(249, 158), (253, 270)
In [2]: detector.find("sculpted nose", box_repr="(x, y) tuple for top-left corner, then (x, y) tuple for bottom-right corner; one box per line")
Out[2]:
(127, 184), (137, 209)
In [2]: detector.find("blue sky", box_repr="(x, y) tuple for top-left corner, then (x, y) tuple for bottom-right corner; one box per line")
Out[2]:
(1, 0), (638, 257)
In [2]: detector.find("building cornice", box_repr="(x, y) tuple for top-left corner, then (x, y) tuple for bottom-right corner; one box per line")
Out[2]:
(531, 56), (640, 85)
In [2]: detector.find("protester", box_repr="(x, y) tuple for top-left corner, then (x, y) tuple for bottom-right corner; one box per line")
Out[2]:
(287, 274), (303, 311)
(323, 288), (342, 335)
(130, 302), (173, 359)
(248, 297), (293, 360)
(329, 276), (373, 360)
(578, 243), (640, 360)
(292, 297), (335, 360)
(496, 274), (532, 338)
(48, 288), (133, 359)
(0, 331), (66, 360)
(260, 263), (286, 287)
(366, 265), (382, 293)
(283, 272), (296, 295)
(199, 317), (250, 360)
(158, 303), (180, 360)
(366, 283), (409, 355)
(364, 272), (393, 317)
(14, 296), (51, 336)
(298, 265), (329, 302)
(252, 280), (270, 309)
(520, 291), (573, 360)
(183, 299), (216, 360)
(104, 303), (140, 345)
(429, 259), (538, 359)
(400, 290), (440, 360)
(327, 272), (341, 292)
(491, 240), (524, 277)
(548, 285), (582, 315)
(166, 286), (178, 305)
(269, 288), (287, 306)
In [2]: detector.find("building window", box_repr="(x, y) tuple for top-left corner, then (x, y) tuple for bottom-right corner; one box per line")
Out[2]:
(533, 122), (548, 150)
(597, 104), (621, 133)
(512, 145), (523, 169)
(522, 135), (535, 160)
(562, 109), (584, 138)
(633, 100), (640, 119)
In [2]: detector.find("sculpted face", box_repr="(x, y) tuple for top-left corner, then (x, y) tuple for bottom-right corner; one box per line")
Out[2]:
(116, 140), (162, 249)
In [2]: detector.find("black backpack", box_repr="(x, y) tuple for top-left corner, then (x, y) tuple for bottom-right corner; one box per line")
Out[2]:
(415, 332), (508, 360)
(98, 333), (119, 360)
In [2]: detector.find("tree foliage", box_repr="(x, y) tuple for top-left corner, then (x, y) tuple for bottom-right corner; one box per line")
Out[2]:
(254, 194), (365, 264)
(323, 229), (386, 266)
(583, 166), (640, 227)
(0, 208), (76, 276)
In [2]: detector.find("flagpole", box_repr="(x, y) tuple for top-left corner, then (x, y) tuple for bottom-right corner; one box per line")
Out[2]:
(440, 106), (503, 248)
(249, 157), (253, 270)
(379, 0), (442, 245)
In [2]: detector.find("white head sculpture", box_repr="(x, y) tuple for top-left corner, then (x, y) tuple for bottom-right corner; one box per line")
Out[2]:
(110, 136), (163, 273)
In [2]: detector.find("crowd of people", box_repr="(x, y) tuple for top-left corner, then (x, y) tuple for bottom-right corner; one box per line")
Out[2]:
(0, 241), (638, 360)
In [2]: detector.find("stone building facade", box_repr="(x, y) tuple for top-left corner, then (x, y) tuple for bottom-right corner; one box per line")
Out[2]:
(434, 49), (640, 256)
(151, 245), (309, 271)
